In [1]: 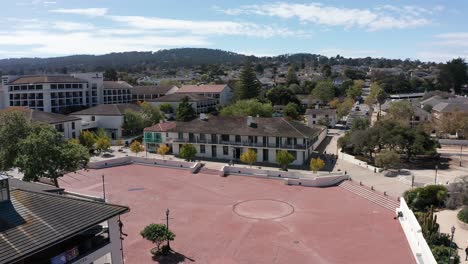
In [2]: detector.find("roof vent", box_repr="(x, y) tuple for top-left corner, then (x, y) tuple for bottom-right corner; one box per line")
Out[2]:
(200, 113), (208, 120)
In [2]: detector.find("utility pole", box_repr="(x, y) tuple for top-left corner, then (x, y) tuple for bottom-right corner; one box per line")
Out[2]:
(434, 165), (438, 184)
(166, 208), (170, 249)
(102, 174), (106, 201)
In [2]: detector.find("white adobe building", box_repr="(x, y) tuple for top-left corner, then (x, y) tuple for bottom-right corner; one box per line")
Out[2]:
(144, 115), (327, 166)
(175, 84), (233, 106)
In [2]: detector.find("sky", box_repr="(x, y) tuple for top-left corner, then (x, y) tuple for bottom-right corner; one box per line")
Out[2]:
(1, 0), (467, 62)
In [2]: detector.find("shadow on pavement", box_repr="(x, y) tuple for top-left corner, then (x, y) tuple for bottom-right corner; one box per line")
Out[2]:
(152, 250), (195, 264)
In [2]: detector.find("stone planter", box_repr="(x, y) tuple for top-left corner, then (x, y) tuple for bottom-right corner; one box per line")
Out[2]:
(457, 217), (468, 230)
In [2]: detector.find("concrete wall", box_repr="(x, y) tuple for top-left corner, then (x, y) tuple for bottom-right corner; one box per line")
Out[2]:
(87, 156), (201, 173)
(340, 152), (383, 172)
(312, 127), (328, 150)
(396, 198), (437, 264)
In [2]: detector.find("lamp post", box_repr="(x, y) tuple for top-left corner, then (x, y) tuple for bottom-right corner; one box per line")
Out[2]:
(102, 174), (106, 201)
(447, 226), (456, 264)
(166, 208), (170, 249)
(459, 145), (463, 167)
(434, 165), (438, 184)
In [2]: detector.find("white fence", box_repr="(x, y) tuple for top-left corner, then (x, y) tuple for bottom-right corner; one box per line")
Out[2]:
(340, 152), (383, 172)
(220, 166), (349, 187)
(396, 198), (437, 264)
(87, 157), (201, 173)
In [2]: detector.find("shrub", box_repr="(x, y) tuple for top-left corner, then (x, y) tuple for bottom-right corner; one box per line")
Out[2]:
(140, 223), (175, 253)
(445, 176), (468, 209)
(431, 245), (460, 264)
(403, 185), (448, 212)
(457, 207), (468, 223)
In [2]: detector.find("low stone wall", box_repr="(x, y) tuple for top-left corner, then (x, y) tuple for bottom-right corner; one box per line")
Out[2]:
(340, 152), (383, 172)
(396, 198), (437, 264)
(87, 157), (201, 173)
(220, 165), (348, 187)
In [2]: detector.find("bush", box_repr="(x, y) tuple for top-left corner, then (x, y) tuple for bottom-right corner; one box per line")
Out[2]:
(403, 185), (448, 212)
(458, 207), (468, 223)
(431, 245), (460, 264)
(445, 176), (468, 209)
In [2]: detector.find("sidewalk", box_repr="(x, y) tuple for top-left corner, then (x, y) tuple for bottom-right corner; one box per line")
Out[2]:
(436, 209), (468, 264)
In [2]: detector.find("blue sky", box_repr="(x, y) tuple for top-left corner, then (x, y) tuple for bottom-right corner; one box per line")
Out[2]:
(1, 0), (467, 62)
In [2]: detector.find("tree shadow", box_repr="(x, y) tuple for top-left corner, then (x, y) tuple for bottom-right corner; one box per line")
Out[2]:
(152, 250), (195, 264)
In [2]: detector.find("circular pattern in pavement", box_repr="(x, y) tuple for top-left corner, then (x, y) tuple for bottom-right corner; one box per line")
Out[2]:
(233, 199), (295, 220)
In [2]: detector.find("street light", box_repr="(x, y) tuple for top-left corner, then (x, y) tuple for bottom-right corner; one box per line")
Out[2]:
(447, 226), (456, 264)
(459, 145), (463, 167)
(435, 165), (438, 184)
(166, 208), (170, 249)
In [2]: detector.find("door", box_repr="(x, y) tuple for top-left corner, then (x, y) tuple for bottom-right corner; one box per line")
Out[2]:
(212, 146), (217, 158)
(263, 149), (269, 162)
(235, 148), (241, 159)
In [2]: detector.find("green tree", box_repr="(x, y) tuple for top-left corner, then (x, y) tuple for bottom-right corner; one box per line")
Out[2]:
(95, 136), (111, 153)
(336, 98), (354, 119)
(344, 68), (366, 80)
(346, 80), (364, 99)
(276, 150), (295, 171)
(157, 144), (170, 160)
(103, 69), (118, 81)
(130, 140), (145, 156)
(140, 223), (175, 252)
(176, 96), (196, 121)
(240, 148), (257, 167)
(375, 150), (399, 169)
(140, 101), (163, 126)
(0, 111), (32, 172)
(123, 110), (146, 135)
(266, 87), (300, 106)
(16, 125), (89, 187)
(159, 103), (174, 114)
(386, 100), (414, 126)
(438, 58), (468, 93)
(254, 63), (264, 74)
(321, 64), (332, 78)
(220, 99), (273, 117)
(312, 80), (335, 103)
(236, 60), (260, 99)
(179, 144), (197, 161)
(351, 118), (370, 131)
(79, 130), (96, 150)
(284, 102), (300, 119)
(310, 157), (325, 173)
(286, 66), (299, 86)
(403, 185), (448, 212)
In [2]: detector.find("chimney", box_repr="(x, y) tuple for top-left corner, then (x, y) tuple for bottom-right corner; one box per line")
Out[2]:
(0, 174), (10, 203)
(247, 116), (253, 127)
(315, 104), (319, 109)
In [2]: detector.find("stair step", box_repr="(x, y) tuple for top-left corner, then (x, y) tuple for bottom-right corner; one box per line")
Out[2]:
(339, 182), (399, 211)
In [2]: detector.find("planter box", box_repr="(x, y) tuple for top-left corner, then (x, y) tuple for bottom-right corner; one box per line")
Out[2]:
(457, 217), (468, 230)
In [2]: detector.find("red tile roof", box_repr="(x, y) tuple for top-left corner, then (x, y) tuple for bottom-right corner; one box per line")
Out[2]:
(176, 84), (229, 93)
(144, 122), (177, 132)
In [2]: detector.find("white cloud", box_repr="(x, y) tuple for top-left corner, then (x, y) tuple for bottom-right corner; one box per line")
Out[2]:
(218, 3), (440, 31)
(109, 15), (305, 38)
(416, 32), (468, 62)
(53, 21), (95, 31)
(50, 8), (108, 17)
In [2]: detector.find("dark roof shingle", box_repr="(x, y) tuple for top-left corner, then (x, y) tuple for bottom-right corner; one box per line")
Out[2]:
(0, 107), (81, 124)
(71, 104), (141, 116)
(7, 76), (86, 85)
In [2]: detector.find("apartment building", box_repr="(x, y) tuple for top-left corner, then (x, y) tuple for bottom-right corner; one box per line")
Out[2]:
(144, 115), (327, 166)
(131, 85), (178, 102)
(0, 106), (82, 139)
(175, 84), (233, 106)
(148, 93), (217, 114)
(0, 176), (128, 264)
(305, 108), (338, 128)
(103, 81), (133, 104)
(1, 73), (104, 113)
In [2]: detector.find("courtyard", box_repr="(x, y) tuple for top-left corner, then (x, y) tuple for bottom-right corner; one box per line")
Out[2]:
(60, 164), (415, 264)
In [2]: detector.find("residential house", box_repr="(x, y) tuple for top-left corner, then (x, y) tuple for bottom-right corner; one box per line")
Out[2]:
(143, 115), (327, 166)
(305, 108), (338, 128)
(148, 93), (217, 114)
(71, 103), (141, 140)
(0, 175), (128, 264)
(0, 106), (82, 139)
(380, 100), (431, 126)
(131, 85), (178, 102)
(175, 84), (233, 106)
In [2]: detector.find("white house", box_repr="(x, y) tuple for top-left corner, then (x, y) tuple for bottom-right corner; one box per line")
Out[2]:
(175, 84), (233, 106)
(148, 93), (217, 114)
(71, 103), (141, 140)
(0, 106), (82, 139)
(131, 85), (178, 102)
(144, 115), (327, 166)
(305, 108), (338, 128)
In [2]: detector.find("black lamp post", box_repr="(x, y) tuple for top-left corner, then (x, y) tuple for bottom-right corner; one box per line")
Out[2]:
(447, 226), (455, 264)
(435, 165), (438, 184)
(166, 208), (170, 249)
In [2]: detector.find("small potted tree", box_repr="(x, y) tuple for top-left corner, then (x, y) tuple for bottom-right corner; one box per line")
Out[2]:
(140, 223), (175, 256)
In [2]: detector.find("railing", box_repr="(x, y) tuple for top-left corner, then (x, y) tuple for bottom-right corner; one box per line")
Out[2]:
(172, 138), (308, 150)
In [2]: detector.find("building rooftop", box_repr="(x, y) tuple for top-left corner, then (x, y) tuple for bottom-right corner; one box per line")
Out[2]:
(0, 185), (128, 263)
(148, 93), (214, 102)
(305, 108), (337, 116)
(70, 103), (141, 116)
(0, 107), (81, 124)
(131, 85), (176, 95)
(103, 81), (133, 90)
(7, 75), (87, 85)
(176, 84), (229, 93)
(432, 102), (468, 113)
(145, 116), (324, 138)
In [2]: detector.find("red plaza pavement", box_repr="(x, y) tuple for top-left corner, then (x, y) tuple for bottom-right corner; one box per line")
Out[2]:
(60, 165), (415, 264)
